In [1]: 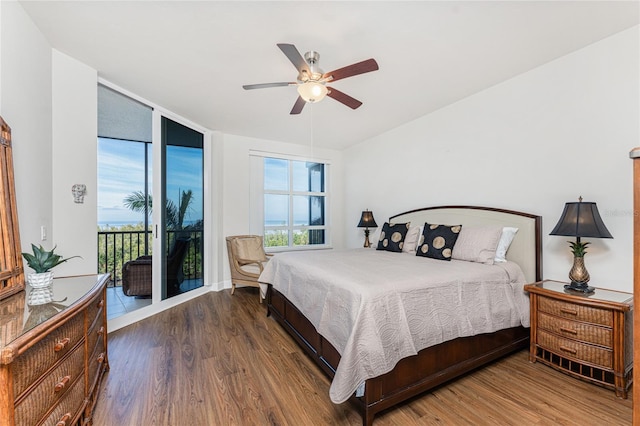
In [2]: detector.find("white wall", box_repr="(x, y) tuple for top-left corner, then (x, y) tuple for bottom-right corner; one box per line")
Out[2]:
(51, 50), (98, 276)
(343, 26), (639, 292)
(0, 1), (53, 254)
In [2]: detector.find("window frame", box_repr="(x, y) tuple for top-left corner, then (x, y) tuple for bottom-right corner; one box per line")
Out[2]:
(250, 151), (331, 252)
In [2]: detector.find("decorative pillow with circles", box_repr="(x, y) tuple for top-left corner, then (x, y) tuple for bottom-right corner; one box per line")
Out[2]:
(376, 222), (411, 253)
(416, 223), (462, 260)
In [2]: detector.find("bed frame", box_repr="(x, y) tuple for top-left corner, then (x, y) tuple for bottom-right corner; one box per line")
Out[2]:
(266, 206), (542, 425)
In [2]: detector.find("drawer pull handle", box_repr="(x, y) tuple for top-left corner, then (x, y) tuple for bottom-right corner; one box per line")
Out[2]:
(560, 308), (578, 316)
(560, 345), (578, 355)
(98, 326), (105, 336)
(97, 352), (106, 364)
(98, 299), (104, 308)
(560, 327), (578, 335)
(56, 412), (72, 426)
(54, 375), (71, 392)
(54, 337), (71, 352)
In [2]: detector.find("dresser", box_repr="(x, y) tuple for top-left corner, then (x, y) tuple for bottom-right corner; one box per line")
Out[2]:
(0, 274), (109, 425)
(525, 280), (633, 398)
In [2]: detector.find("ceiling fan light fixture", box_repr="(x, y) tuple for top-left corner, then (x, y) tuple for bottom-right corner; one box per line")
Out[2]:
(297, 81), (328, 103)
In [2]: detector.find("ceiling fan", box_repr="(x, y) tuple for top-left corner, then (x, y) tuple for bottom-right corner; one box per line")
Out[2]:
(243, 43), (379, 115)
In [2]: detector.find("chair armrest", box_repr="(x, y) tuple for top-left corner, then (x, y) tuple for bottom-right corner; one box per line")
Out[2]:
(236, 257), (265, 265)
(235, 258), (267, 273)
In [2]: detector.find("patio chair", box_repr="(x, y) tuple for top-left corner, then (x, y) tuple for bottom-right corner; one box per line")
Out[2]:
(226, 235), (272, 302)
(122, 237), (191, 297)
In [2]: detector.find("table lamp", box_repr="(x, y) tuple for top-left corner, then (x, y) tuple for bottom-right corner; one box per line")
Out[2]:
(549, 197), (612, 293)
(357, 209), (378, 248)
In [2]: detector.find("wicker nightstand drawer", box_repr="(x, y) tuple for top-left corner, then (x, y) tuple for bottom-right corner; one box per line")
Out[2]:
(14, 346), (84, 425)
(537, 311), (612, 348)
(538, 296), (613, 327)
(538, 329), (612, 367)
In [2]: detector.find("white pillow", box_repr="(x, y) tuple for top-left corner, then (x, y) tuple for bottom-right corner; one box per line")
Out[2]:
(494, 227), (518, 263)
(402, 225), (422, 253)
(451, 226), (503, 265)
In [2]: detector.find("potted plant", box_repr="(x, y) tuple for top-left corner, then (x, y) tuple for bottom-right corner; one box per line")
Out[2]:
(22, 244), (80, 289)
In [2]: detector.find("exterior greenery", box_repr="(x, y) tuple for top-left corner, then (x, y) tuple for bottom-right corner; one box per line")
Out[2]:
(97, 223), (203, 286)
(264, 230), (317, 247)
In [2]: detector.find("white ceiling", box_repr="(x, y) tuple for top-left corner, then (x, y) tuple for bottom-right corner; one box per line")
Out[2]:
(20, 1), (639, 150)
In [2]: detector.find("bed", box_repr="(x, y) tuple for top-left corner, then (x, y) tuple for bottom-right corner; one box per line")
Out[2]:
(259, 206), (542, 425)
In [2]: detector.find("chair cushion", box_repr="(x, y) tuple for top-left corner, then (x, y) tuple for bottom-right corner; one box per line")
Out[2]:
(239, 263), (264, 275)
(232, 237), (267, 261)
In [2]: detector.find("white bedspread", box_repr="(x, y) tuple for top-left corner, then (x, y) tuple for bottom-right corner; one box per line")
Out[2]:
(258, 248), (530, 403)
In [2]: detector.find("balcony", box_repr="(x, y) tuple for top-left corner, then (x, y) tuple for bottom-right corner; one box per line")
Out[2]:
(98, 228), (203, 318)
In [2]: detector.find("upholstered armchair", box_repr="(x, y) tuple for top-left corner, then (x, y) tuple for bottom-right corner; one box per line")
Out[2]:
(225, 235), (272, 302)
(122, 237), (191, 297)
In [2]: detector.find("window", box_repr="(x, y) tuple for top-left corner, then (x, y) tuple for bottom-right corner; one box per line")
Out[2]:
(253, 154), (329, 249)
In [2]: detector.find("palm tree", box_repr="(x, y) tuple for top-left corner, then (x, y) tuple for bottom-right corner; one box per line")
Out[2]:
(123, 189), (194, 230)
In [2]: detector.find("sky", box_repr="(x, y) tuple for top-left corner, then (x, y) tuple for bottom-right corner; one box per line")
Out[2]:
(264, 157), (324, 226)
(97, 137), (203, 227)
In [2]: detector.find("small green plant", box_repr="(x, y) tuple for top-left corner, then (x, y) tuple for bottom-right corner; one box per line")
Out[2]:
(22, 244), (81, 273)
(568, 240), (589, 258)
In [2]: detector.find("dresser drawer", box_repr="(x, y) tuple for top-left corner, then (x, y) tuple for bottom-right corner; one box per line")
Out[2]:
(39, 375), (85, 426)
(88, 335), (106, 391)
(12, 312), (85, 398)
(86, 316), (106, 357)
(538, 329), (612, 368)
(85, 289), (105, 330)
(537, 311), (612, 348)
(14, 345), (84, 425)
(538, 296), (613, 326)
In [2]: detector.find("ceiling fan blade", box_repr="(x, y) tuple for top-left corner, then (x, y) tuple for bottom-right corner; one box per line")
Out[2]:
(277, 43), (311, 74)
(323, 58), (379, 82)
(243, 82), (295, 90)
(326, 87), (363, 110)
(290, 96), (306, 115)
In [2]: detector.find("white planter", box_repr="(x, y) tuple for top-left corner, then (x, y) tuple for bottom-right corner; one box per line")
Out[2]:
(27, 271), (54, 288)
(27, 272), (54, 305)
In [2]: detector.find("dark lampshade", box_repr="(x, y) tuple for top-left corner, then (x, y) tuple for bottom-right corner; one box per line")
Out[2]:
(550, 198), (612, 293)
(358, 210), (378, 228)
(549, 201), (613, 239)
(357, 210), (377, 248)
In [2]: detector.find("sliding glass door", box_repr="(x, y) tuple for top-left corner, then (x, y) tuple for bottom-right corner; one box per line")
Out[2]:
(158, 116), (204, 300)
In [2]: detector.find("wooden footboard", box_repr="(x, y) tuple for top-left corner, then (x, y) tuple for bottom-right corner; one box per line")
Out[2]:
(267, 286), (529, 426)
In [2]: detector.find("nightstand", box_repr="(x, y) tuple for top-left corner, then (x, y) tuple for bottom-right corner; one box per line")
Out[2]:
(524, 280), (633, 398)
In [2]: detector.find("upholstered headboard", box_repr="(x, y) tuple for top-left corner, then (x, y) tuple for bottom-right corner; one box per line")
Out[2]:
(390, 206), (542, 283)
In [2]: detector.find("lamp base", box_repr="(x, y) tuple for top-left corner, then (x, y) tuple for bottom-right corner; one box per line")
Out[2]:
(564, 281), (595, 294)
(363, 228), (372, 248)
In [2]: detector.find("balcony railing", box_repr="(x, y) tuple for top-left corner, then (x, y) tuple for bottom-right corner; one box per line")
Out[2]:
(97, 229), (203, 287)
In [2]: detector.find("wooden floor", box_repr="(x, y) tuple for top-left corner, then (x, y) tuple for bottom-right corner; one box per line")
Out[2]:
(93, 287), (632, 425)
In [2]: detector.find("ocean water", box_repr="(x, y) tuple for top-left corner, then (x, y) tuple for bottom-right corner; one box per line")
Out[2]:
(98, 219), (200, 229)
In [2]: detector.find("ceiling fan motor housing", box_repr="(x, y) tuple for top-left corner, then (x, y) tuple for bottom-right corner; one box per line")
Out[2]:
(299, 51), (324, 82)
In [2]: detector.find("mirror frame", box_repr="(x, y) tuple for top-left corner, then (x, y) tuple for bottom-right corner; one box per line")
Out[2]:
(0, 116), (25, 300)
